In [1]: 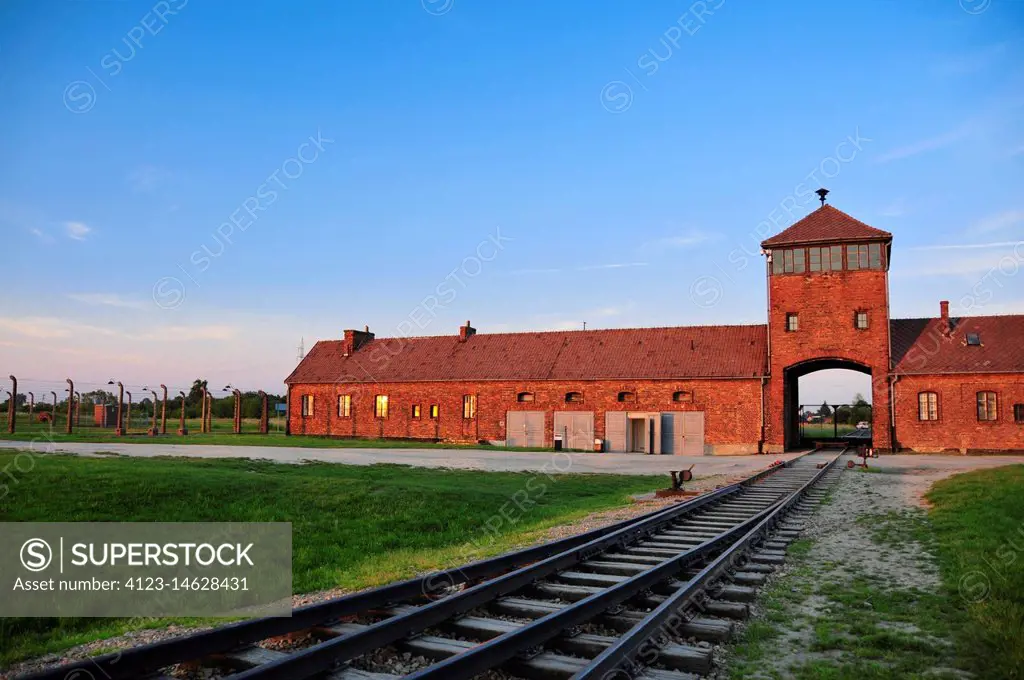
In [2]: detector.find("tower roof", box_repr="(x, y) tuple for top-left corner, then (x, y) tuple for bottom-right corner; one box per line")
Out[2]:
(761, 205), (892, 248)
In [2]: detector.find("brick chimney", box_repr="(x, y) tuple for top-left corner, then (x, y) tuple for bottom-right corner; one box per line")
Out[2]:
(939, 301), (950, 336)
(342, 326), (375, 355)
(459, 320), (476, 342)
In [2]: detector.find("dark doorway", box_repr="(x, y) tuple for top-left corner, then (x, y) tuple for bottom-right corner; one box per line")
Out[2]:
(784, 359), (872, 450)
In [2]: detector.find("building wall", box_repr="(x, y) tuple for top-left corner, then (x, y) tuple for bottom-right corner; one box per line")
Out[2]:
(288, 377), (764, 454)
(894, 373), (1024, 453)
(765, 266), (893, 452)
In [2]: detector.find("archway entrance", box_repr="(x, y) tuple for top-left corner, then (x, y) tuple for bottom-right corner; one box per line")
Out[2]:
(783, 359), (872, 450)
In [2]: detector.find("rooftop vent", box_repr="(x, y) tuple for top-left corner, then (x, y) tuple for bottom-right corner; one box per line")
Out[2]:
(966, 333), (981, 346)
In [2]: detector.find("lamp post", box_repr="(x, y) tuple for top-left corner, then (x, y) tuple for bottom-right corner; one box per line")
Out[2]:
(178, 391), (188, 435)
(49, 391), (57, 433)
(27, 392), (34, 422)
(225, 385), (242, 434)
(160, 384), (168, 435)
(7, 375), (15, 434)
(143, 386), (158, 436)
(65, 379), (74, 435)
(200, 385), (208, 434)
(108, 380), (124, 435)
(75, 391), (81, 428)
(258, 390), (268, 435)
(206, 393), (213, 433)
(126, 391), (133, 435)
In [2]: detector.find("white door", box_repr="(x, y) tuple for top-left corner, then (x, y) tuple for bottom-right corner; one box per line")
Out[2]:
(506, 411), (544, 447)
(554, 412), (594, 451)
(682, 411), (705, 454)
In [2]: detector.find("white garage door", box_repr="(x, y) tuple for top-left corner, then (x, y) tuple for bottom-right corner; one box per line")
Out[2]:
(506, 411), (545, 448)
(553, 412), (594, 451)
(661, 412), (705, 455)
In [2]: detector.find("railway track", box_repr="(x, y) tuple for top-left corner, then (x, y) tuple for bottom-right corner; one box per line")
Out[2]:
(23, 450), (844, 680)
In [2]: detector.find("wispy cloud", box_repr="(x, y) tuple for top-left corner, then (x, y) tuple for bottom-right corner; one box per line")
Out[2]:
(641, 230), (712, 250)
(507, 262), (649, 275)
(970, 209), (1024, 234)
(67, 293), (147, 310)
(29, 227), (55, 244)
(874, 126), (971, 164)
(576, 262), (649, 271)
(127, 165), (171, 194)
(931, 43), (1008, 78)
(65, 221), (92, 240)
(878, 200), (907, 218)
(909, 241), (1022, 251)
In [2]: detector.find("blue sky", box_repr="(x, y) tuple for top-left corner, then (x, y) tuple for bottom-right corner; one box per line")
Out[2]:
(1, 0), (1022, 402)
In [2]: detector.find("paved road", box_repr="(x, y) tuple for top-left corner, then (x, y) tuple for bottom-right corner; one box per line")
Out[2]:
(0, 439), (800, 477)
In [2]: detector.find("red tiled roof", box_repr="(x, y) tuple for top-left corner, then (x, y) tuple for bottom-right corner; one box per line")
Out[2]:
(891, 315), (1024, 374)
(761, 205), (892, 247)
(285, 325), (769, 384)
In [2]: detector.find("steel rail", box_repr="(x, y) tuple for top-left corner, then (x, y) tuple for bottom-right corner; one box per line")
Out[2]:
(575, 450), (843, 679)
(18, 491), (700, 680)
(228, 457), (808, 680)
(21, 455), (799, 680)
(402, 486), (798, 679)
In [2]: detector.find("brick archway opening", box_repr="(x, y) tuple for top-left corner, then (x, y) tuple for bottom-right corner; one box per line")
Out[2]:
(783, 358), (872, 451)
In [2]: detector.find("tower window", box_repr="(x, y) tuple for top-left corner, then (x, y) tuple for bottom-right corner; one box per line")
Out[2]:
(793, 248), (805, 273)
(855, 311), (869, 330)
(786, 313), (799, 332)
(869, 243), (882, 269)
(830, 245), (843, 270)
(918, 392), (938, 421)
(977, 391), (997, 421)
(809, 247), (821, 272)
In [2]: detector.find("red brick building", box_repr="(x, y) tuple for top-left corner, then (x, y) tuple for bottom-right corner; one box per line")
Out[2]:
(286, 202), (1024, 454)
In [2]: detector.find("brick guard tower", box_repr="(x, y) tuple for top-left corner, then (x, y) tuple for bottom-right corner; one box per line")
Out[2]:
(761, 192), (894, 451)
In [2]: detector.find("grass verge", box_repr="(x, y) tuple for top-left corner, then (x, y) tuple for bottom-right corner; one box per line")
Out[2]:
(0, 450), (661, 666)
(925, 464), (1024, 679)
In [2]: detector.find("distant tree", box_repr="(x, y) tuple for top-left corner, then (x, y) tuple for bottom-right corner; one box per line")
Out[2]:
(187, 379), (208, 407)
(817, 402), (832, 418)
(834, 404), (853, 424)
(852, 392), (870, 407)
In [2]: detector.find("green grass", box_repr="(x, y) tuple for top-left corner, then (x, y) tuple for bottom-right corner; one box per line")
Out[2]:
(800, 423), (858, 439)
(0, 414), (567, 452)
(0, 451), (662, 666)
(925, 464), (1024, 679)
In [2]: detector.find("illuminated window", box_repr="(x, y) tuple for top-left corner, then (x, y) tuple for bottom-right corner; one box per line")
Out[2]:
(412, 404), (421, 419)
(430, 404), (439, 419)
(855, 311), (869, 330)
(374, 395), (389, 419)
(918, 392), (937, 421)
(338, 395), (351, 418)
(786, 313), (799, 332)
(977, 392), (997, 421)
(565, 391), (584, 403)
(463, 395), (477, 419)
(301, 395), (314, 417)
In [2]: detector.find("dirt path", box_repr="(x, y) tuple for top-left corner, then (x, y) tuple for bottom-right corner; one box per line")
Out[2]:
(721, 455), (983, 679)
